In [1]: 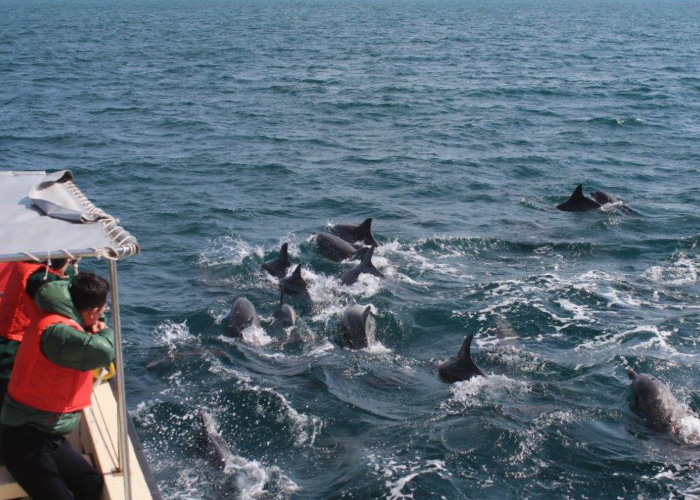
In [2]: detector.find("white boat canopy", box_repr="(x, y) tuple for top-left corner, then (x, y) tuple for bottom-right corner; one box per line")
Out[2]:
(0, 170), (140, 262)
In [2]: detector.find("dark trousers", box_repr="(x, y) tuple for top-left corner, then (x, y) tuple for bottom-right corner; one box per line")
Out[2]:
(0, 378), (8, 415)
(0, 425), (103, 500)
(0, 379), (6, 466)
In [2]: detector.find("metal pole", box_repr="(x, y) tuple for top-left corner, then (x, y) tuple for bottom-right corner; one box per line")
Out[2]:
(108, 260), (132, 500)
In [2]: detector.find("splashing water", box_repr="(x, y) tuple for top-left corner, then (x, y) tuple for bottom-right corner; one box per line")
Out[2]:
(241, 324), (273, 346)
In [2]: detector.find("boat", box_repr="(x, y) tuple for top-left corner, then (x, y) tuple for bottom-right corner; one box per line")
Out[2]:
(0, 170), (161, 500)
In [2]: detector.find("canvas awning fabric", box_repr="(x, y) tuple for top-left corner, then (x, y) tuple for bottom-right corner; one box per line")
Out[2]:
(0, 171), (140, 262)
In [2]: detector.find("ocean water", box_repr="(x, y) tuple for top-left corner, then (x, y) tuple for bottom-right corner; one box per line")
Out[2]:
(1, 0), (700, 498)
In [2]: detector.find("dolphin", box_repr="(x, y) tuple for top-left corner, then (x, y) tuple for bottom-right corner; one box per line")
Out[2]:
(340, 246), (384, 285)
(262, 243), (292, 278)
(438, 334), (485, 383)
(590, 190), (636, 214)
(331, 218), (378, 246)
(279, 264), (309, 297)
(146, 348), (228, 371)
(227, 297), (260, 337)
(627, 369), (679, 431)
(493, 314), (517, 340)
(274, 295), (297, 327)
(556, 185), (602, 212)
(316, 233), (370, 262)
(340, 305), (375, 349)
(197, 410), (232, 468)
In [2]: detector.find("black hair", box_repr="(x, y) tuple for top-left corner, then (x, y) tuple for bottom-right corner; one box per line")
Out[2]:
(69, 272), (109, 311)
(49, 258), (69, 270)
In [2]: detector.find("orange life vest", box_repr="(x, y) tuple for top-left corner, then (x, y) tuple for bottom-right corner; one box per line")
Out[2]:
(0, 263), (60, 342)
(8, 313), (93, 413)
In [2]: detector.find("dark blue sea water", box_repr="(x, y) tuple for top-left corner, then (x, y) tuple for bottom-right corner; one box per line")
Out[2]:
(2, 0), (700, 498)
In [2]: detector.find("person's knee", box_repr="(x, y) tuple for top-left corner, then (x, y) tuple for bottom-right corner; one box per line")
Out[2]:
(78, 468), (104, 500)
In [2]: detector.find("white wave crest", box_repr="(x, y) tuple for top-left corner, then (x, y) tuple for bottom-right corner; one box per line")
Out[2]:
(556, 297), (595, 322)
(364, 340), (393, 355)
(575, 325), (676, 353)
(447, 374), (530, 408)
(382, 238), (461, 278)
(673, 413), (700, 445)
(643, 254), (698, 286)
(197, 236), (263, 267)
(305, 268), (383, 325)
(366, 453), (447, 500)
(153, 320), (198, 349)
(241, 324), (273, 346)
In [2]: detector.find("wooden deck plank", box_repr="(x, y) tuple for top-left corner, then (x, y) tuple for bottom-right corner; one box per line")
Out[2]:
(0, 466), (27, 500)
(81, 382), (153, 500)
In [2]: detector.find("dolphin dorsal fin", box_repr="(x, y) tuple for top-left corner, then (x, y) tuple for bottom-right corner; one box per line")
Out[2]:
(279, 243), (289, 261)
(458, 334), (474, 360)
(571, 185), (584, 199)
(628, 369), (637, 380)
(354, 246), (370, 261)
(363, 305), (372, 321)
(359, 218), (372, 232)
(292, 264), (302, 278)
(361, 245), (375, 264)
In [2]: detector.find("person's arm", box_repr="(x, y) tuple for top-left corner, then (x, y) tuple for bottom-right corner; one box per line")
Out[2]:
(25, 271), (64, 300)
(40, 323), (115, 371)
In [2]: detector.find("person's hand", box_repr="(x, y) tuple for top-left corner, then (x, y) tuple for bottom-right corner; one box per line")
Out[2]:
(91, 320), (108, 333)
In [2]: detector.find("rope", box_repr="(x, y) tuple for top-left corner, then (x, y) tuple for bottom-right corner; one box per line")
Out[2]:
(63, 180), (140, 260)
(60, 249), (77, 260)
(43, 251), (51, 280)
(19, 252), (42, 263)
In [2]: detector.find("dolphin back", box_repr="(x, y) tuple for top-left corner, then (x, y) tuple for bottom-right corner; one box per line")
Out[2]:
(341, 246), (384, 285)
(332, 217), (378, 246)
(316, 233), (358, 261)
(280, 264), (309, 295)
(590, 190), (616, 205)
(198, 410), (232, 468)
(590, 190), (637, 215)
(439, 334), (484, 383)
(262, 243), (292, 278)
(628, 371), (677, 431)
(557, 184), (601, 212)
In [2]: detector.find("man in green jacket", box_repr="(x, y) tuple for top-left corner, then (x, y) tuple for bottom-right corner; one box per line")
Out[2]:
(0, 272), (113, 500)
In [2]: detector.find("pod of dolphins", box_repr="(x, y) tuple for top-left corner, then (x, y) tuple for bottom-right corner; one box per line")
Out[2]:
(206, 186), (691, 467)
(227, 218), (382, 337)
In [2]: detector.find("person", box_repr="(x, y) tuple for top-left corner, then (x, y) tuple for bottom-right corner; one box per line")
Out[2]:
(0, 259), (73, 411)
(0, 272), (113, 500)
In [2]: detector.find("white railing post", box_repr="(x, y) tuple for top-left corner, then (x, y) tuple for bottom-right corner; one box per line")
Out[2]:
(108, 260), (132, 500)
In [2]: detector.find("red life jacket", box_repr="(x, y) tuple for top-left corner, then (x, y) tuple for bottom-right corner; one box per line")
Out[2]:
(8, 313), (93, 413)
(0, 262), (14, 307)
(0, 263), (60, 342)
